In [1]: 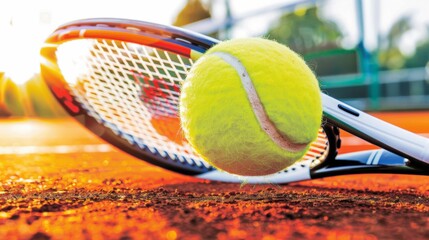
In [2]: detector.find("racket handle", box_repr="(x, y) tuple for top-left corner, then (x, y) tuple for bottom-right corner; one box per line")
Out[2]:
(322, 93), (429, 165)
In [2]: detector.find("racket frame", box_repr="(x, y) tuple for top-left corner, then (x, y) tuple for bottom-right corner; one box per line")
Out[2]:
(41, 18), (220, 175)
(40, 18), (429, 183)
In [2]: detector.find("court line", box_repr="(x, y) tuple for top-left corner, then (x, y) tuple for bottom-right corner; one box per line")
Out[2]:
(0, 144), (114, 155)
(0, 133), (428, 154)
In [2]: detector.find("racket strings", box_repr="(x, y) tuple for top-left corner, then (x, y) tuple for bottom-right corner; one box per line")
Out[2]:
(302, 128), (330, 164)
(57, 39), (204, 167)
(55, 38), (331, 171)
(88, 41), (146, 135)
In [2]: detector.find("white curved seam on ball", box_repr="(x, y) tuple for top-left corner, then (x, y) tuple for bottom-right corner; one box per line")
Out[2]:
(211, 51), (307, 153)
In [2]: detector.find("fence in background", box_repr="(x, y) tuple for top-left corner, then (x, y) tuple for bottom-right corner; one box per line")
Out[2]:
(326, 67), (429, 111)
(187, 0), (429, 111)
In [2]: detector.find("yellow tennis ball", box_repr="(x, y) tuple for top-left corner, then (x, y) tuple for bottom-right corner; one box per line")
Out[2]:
(180, 38), (322, 176)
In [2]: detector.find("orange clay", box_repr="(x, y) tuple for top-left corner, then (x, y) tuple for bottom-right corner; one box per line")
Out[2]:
(150, 115), (187, 145)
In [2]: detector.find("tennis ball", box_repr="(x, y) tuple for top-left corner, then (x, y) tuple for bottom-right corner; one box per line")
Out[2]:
(179, 38), (322, 176)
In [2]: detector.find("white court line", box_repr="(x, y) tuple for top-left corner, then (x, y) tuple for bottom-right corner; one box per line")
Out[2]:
(0, 134), (427, 155)
(0, 144), (114, 155)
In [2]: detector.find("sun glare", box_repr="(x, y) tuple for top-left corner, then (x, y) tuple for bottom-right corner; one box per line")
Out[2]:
(56, 40), (96, 85)
(0, 31), (41, 85)
(0, 5), (46, 85)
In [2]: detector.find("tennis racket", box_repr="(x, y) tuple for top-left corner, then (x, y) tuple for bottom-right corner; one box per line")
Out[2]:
(40, 18), (429, 184)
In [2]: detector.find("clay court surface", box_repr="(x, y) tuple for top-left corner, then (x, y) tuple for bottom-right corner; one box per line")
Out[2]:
(0, 111), (428, 239)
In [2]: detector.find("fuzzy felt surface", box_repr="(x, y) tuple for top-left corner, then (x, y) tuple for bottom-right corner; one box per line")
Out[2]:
(179, 38), (322, 176)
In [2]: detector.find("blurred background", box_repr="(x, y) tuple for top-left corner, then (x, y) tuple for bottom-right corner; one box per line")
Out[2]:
(0, 0), (429, 118)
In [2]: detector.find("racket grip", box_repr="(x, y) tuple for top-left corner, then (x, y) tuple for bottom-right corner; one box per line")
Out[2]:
(321, 94), (429, 165)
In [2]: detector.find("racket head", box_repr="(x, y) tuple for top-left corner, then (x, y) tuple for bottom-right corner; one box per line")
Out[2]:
(40, 18), (339, 180)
